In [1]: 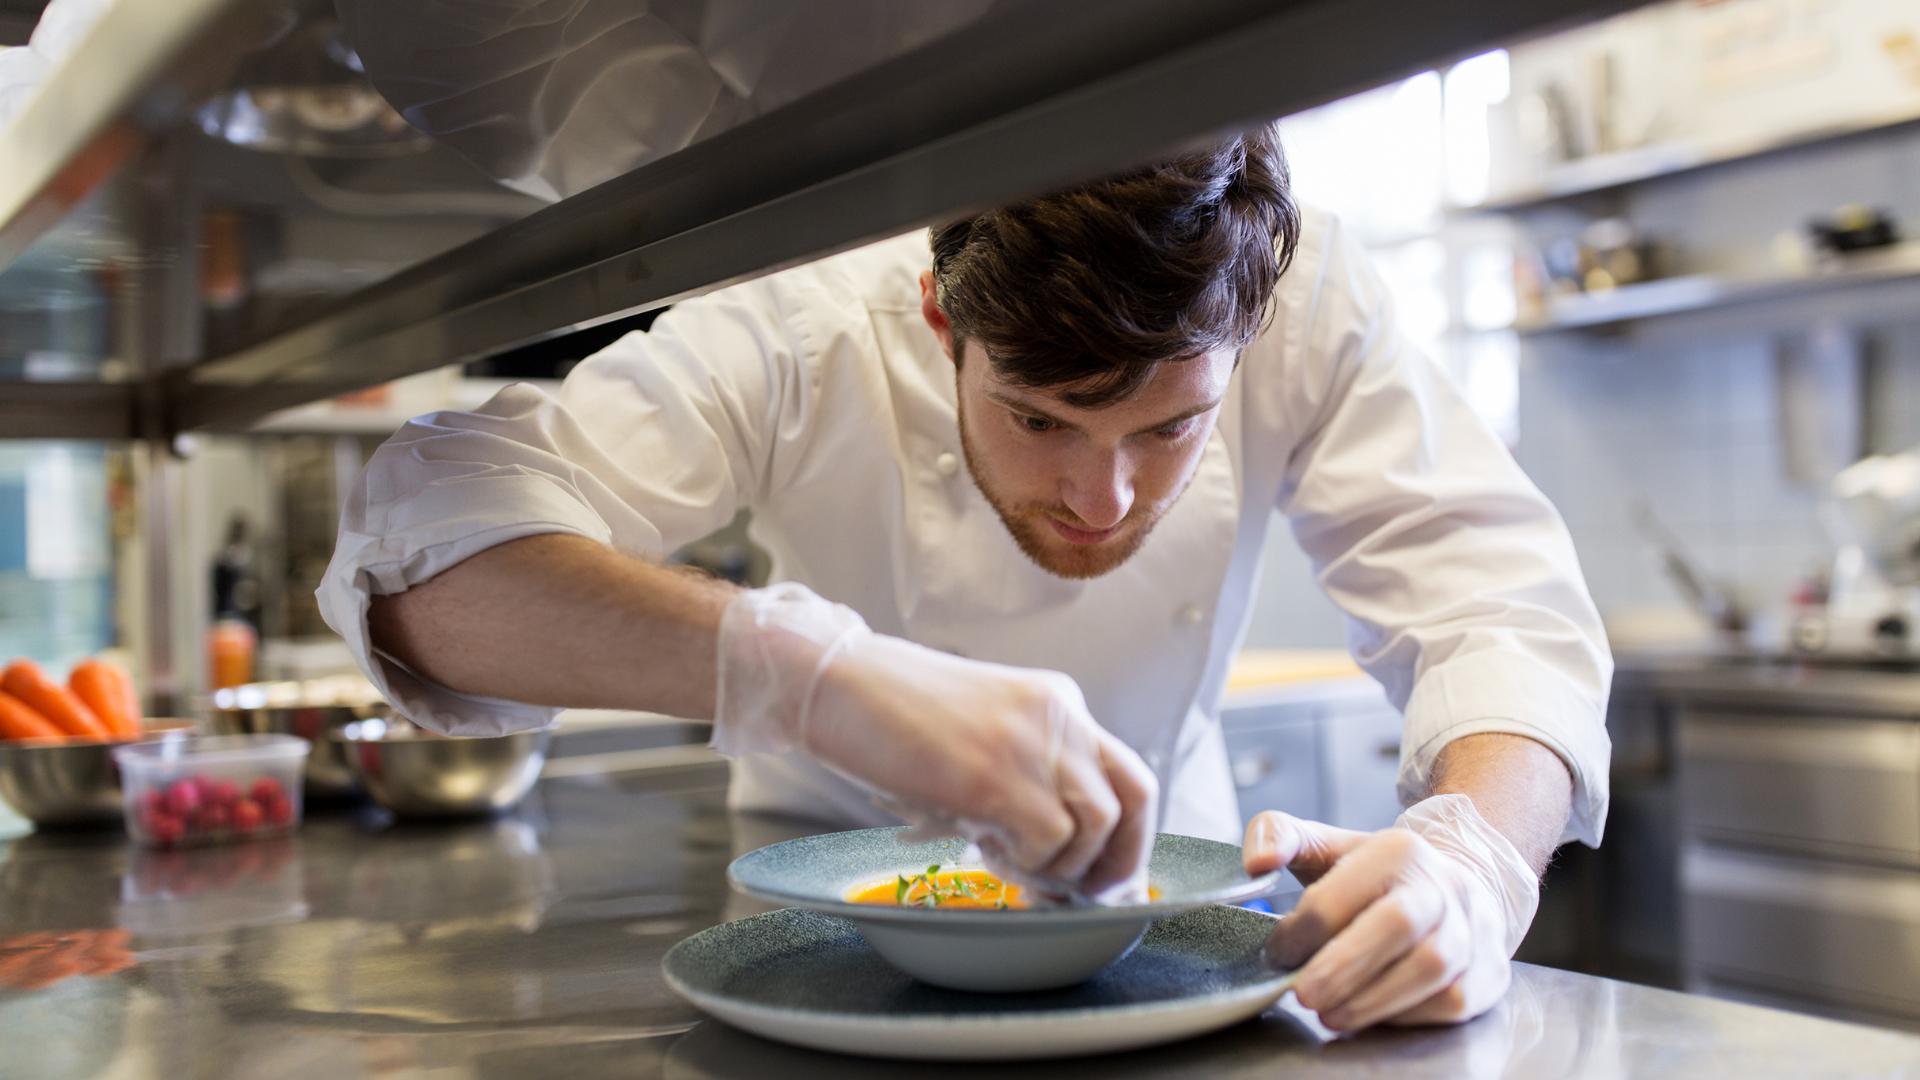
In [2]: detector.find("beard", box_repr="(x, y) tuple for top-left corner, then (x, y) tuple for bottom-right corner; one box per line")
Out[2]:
(956, 396), (1177, 581)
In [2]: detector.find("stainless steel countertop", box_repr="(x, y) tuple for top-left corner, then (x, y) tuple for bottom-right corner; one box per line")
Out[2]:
(3, 760), (1918, 1078)
(1617, 650), (1920, 717)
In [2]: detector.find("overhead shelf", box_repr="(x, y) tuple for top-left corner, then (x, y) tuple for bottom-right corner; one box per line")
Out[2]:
(1463, 102), (1920, 213)
(1511, 241), (1920, 335)
(246, 378), (557, 436)
(0, 0), (1647, 439)
(163, 0), (1646, 434)
(0, 0), (273, 269)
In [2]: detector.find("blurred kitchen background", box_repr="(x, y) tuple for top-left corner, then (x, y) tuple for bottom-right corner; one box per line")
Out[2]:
(5, 0), (1920, 1033)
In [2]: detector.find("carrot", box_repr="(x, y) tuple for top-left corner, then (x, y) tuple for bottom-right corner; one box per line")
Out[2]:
(0, 691), (63, 741)
(112, 664), (141, 735)
(69, 659), (140, 738)
(2, 660), (109, 739)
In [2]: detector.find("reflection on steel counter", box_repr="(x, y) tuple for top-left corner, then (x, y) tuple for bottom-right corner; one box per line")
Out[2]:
(0, 760), (1917, 1073)
(0, 928), (136, 990)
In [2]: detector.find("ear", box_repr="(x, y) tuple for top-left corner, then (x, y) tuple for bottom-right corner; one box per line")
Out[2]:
(919, 271), (957, 365)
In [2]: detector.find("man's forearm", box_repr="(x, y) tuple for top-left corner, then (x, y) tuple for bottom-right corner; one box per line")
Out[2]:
(1425, 732), (1573, 874)
(367, 533), (738, 719)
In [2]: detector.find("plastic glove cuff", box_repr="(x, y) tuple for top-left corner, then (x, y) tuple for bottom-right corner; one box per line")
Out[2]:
(1394, 793), (1540, 958)
(711, 582), (869, 757)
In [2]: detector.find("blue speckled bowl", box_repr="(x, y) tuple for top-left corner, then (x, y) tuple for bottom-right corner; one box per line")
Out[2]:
(727, 827), (1281, 991)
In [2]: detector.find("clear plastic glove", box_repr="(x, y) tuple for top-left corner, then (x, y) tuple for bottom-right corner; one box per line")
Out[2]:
(713, 582), (1157, 901)
(1244, 794), (1538, 1032)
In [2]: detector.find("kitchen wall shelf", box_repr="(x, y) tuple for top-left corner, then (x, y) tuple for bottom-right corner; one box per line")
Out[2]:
(1511, 241), (1920, 335)
(1462, 103), (1920, 214)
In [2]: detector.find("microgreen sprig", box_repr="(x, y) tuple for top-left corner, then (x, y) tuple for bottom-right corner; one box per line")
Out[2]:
(888, 863), (1011, 909)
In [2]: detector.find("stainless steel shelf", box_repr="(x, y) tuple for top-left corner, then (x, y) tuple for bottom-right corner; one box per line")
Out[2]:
(0, 0), (273, 269)
(0, 381), (135, 440)
(245, 377), (555, 436)
(1463, 102), (1920, 213)
(162, 0), (1644, 434)
(1512, 242), (1920, 335)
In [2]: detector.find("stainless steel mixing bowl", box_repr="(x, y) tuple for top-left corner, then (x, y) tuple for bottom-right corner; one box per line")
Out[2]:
(204, 676), (388, 797)
(335, 718), (552, 818)
(0, 721), (195, 827)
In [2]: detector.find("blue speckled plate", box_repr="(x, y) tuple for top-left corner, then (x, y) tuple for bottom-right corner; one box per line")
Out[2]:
(662, 905), (1296, 1061)
(727, 827), (1279, 926)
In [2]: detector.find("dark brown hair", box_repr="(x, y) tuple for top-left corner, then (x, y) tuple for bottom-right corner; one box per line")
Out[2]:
(930, 126), (1299, 408)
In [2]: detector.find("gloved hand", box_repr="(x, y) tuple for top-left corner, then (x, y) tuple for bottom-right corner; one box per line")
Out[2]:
(713, 582), (1158, 900)
(1244, 794), (1538, 1032)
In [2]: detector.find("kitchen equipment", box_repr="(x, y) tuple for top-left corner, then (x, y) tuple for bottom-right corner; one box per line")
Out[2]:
(1808, 205), (1900, 255)
(726, 827), (1281, 992)
(204, 675), (387, 797)
(1797, 448), (1920, 657)
(114, 734), (307, 848)
(1664, 671), (1920, 1025)
(662, 905), (1295, 1061)
(1631, 501), (1747, 641)
(0, 721), (195, 827)
(1539, 218), (1667, 296)
(335, 717), (551, 819)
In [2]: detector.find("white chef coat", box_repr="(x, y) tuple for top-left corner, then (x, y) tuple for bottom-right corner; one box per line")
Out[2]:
(318, 207), (1614, 847)
(0, 0), (109, 130)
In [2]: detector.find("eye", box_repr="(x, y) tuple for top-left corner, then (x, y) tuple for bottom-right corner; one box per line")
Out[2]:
(1152, 419), (1193, 441)
(1020, 414), (1057, 434)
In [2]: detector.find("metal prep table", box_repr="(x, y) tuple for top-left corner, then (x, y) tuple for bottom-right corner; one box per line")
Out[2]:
(3, 755), (1918, 1079)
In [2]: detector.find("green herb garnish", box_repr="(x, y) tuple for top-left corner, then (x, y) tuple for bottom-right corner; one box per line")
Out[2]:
(885, 864), (1015, 910)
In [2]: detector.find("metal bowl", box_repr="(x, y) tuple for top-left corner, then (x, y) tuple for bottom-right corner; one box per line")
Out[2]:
(0, 721), (196, 827)
(204, 676), (388, 797)
(335, 718), (552, 819)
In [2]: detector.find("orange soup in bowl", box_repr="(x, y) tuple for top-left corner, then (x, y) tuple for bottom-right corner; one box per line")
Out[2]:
(846, 864), (1160, 909)
(848, 865), (1028, 910)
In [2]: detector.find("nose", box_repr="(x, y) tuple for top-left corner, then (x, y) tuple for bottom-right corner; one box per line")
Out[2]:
(1060, 448), (1134, 531)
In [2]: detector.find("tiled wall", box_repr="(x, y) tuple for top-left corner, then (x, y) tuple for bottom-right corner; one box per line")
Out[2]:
(1247, 322), (1920, 651)
(1519, 333), (1839, 620)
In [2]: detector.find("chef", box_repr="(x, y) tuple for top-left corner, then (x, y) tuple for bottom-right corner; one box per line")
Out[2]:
(0, 0), (1607, 1034)
(318, 121), (1610, 1033)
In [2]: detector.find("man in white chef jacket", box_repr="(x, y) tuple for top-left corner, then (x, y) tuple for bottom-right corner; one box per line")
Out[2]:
(318, 128), (1611, 1032)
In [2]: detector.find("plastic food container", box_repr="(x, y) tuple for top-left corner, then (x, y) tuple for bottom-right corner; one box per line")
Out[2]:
(113, 735), (309, 848)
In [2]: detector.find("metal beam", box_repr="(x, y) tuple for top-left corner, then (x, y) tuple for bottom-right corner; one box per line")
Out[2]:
(171, 0), (1645, 433)
(0, 381), (135, 439)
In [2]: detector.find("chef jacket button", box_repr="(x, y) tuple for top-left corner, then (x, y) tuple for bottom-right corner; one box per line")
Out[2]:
(934, 451), (960, 478)
(1176, 603), (1205, 626)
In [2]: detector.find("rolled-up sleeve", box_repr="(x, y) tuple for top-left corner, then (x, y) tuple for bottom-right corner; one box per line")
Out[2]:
(317, 277), (820, 735)
(1263, 216), (1613, 846)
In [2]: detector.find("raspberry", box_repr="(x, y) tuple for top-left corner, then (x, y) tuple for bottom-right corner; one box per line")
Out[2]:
(162, 779), (200, 818)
